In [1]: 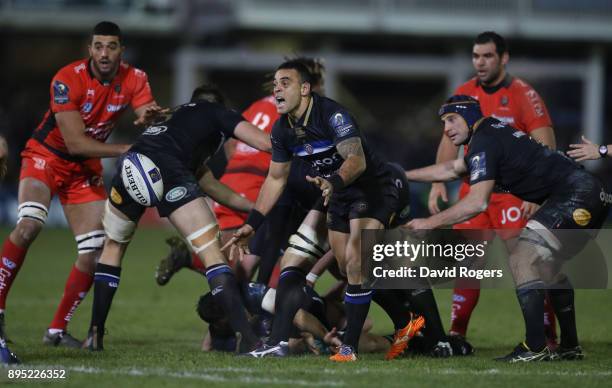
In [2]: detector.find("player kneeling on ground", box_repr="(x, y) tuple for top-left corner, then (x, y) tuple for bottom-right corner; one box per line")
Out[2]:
(84, 85), (270, 353)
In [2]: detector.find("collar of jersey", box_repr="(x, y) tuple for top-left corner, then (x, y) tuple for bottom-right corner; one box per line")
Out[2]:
(288, 95), (314, 128)
(477, 73), (513, 95)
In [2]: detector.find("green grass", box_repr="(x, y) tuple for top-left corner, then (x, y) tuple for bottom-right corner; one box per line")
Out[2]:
(1, 227), (611, 387)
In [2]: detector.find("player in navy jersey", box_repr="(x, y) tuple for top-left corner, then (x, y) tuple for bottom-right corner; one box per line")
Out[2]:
(226, 59), (402, 362)
(404, 95), (610, 362)
(83, 85), (271, 353)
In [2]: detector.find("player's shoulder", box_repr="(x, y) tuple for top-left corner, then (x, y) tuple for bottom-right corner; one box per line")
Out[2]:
(121, 62), (148, 78)
(455, 78), (479, 94)
(508, 76), (537, 94)
(54, 58), (89, 82)
(245, 95), (277, 113)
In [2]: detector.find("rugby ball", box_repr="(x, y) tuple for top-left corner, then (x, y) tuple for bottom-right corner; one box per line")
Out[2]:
(121, 152), (163, 206)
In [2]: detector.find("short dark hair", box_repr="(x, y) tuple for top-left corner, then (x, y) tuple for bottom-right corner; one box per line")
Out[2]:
(276, 59), (315, 86)
(190, 84), (226, 105)
(92, 21), (122, 43)
(291, 56), (325, 87)
(474, 31), (507, 56)
(196, 292), (224, 324)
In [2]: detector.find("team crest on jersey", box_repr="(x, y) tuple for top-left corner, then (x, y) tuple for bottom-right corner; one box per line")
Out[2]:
(469, 152), (487, 181)
(304, 144), (314, 154)
(53, 81), (70, 104)
(114, 84), (121, 94)
(501, 96), (509, 106)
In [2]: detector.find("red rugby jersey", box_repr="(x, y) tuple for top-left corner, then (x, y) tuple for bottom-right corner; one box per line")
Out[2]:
(32, 58), (154, 158)
(224, 95), (278, 176)
(455, 74), (552, 134)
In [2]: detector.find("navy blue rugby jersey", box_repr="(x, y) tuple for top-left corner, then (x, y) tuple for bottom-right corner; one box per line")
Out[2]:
(465, 117), (581, 204)
(271, 93), (388, 187)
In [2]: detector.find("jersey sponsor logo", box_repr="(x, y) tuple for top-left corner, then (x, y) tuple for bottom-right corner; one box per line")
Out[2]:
(525, 89), (545, 117)
(143, 125), (168, 135)
(106, 104), (127, 112)
(2, 257), (16, 270)
(82, 102), (93, 113)
(330, 112), (354, 137)
(311, 152), (342, 168)
(165, 186), (187, 202)
(572, 208), (591, 226)
(600, 190), (612, 206)
(53, 81), (70, 104)
(469, 152), (487, 181)
(512, 130), (526, 138)
(110, 187), (123, 205)
(500, 206), (521, 224)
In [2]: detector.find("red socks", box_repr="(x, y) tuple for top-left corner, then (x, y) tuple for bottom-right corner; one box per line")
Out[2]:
(0, 238), (27, 310)
(49, 265), (93, 330)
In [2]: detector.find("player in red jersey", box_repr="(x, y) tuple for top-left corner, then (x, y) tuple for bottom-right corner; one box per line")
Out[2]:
(0, 22), (160, 358)
(156, 58), (326, 286)
(427, 32), (558, 346)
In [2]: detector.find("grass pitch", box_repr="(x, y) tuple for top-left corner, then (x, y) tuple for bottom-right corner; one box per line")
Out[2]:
(1, 227), (611, 387)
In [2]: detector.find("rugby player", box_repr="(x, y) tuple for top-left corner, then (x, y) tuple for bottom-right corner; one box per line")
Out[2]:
(428, 31), (558, 344)
(0, 22), (161, 363)
(156, 58), (326, 287)
(83, 85), (271, 353)
(227, 59), (419, 362)
(405, 95), (609, 362)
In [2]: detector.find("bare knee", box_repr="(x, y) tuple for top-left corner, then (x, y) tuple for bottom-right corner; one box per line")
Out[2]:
(11, 220), (43, 247)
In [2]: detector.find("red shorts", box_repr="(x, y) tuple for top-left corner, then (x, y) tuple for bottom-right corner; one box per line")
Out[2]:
(453, 182), (526, 241)
(20, 139), (106, 205)
(213, 172), (265, 230)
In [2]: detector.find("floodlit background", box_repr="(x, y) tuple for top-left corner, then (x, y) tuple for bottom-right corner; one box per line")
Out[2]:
(0, 0), (611, 225)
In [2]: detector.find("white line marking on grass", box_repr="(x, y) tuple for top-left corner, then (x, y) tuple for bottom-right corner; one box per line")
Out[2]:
(433, 368), (612, 377)
(29, 365), (345, 386)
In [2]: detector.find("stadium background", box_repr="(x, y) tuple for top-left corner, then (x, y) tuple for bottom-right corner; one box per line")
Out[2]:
(0, 1), (611, 386)
(1, 0), (611, 225)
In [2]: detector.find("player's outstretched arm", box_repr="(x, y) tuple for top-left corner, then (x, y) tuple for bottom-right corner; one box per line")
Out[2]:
(568, 135), (610, 161)
(221, 160), (290, 258)
(197, 166), (253, 213)
(429, 134), (459, 213)
(529, 126), (556, 150)
(405, 179), (493, 230)
(56, 111), (130, 158)
(233, 121), (272, 152)
(133, 102), (167, 126)
(405, 158), (467, 183)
